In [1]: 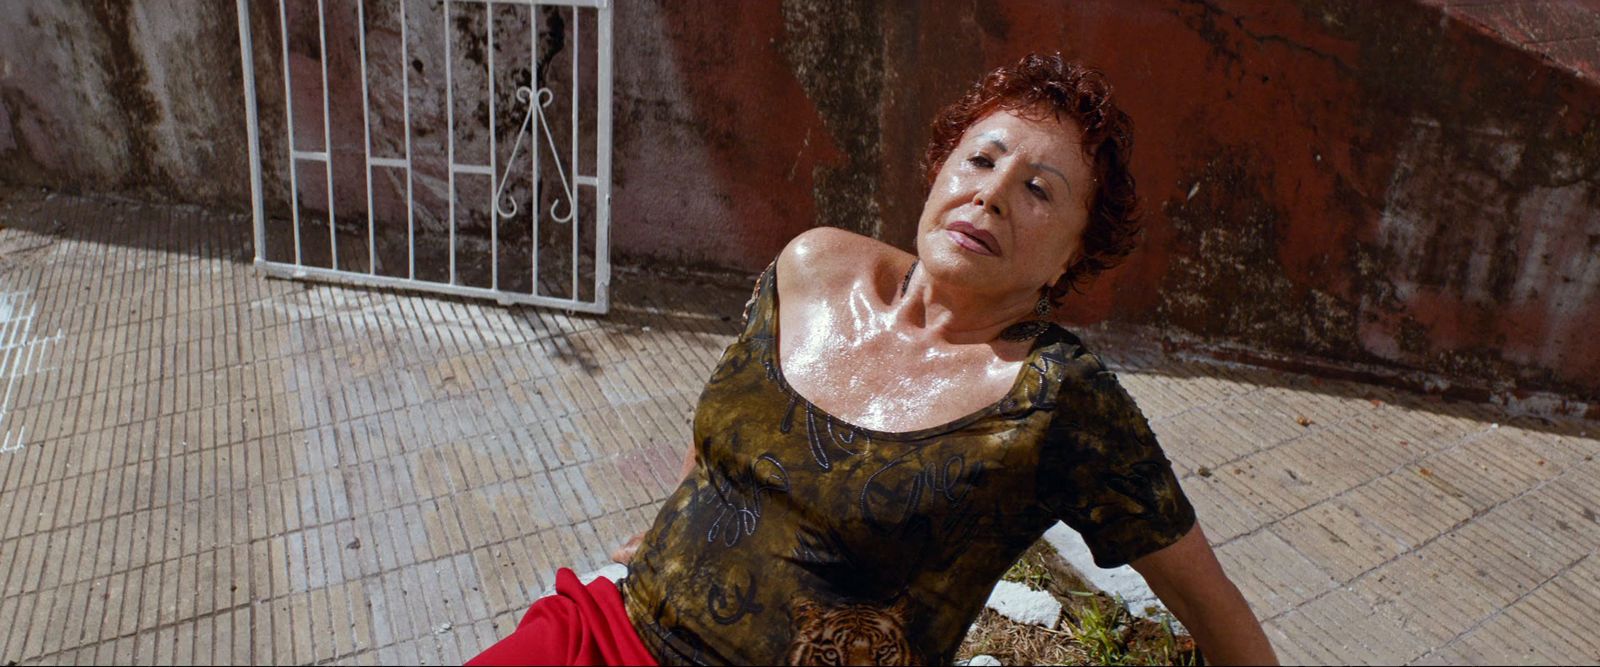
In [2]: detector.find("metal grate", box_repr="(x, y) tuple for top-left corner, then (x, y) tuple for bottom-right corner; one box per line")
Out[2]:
(236, 0), (614, 313)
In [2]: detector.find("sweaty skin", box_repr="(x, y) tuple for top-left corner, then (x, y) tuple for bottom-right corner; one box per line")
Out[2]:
(776, 245), (1019, 434)
(777, 107), (1093, 433)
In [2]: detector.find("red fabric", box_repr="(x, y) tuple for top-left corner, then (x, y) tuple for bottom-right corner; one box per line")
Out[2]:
(467, 568), (658, 667)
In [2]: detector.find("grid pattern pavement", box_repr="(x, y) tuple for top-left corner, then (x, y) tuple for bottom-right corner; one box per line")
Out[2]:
(0, 190), (1596, 665)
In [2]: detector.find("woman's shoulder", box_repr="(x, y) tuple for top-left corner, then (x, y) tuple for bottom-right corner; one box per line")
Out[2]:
(1037, 329), (1122, 398)
(775, 227), (911, 299)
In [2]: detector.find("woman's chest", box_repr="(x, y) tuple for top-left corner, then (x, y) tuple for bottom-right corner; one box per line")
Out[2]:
(778, 324), (1021, 433)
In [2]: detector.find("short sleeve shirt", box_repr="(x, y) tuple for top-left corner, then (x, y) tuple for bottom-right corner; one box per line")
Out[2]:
(620, 262), (1195, 665)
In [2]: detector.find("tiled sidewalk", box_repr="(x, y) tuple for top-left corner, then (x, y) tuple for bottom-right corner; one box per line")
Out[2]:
(0, 190), (1595, 665)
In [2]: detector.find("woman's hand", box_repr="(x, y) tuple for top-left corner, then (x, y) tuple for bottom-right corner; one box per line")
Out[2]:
(1131, 524), (1279, 665)
(610, 531), (645, 565)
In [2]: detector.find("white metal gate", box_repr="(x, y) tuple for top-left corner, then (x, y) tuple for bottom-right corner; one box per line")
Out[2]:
(236, 0), (613, 313)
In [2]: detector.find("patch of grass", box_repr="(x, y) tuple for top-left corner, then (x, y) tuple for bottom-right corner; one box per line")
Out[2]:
(1063, 591), (1126, 664)
(958, 540), (1200, 666)
(1001, 541), (1057, 591)
(1059, 592), (1197, 666)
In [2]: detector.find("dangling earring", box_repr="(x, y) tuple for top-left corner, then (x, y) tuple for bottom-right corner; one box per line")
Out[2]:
(999, 289), (1055, 342)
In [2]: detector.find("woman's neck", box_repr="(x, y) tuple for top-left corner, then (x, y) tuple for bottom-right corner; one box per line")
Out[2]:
(892, 270), (1039, 347)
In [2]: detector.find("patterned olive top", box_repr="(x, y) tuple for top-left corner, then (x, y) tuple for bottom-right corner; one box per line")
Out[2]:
(620, 262), (1195, 666)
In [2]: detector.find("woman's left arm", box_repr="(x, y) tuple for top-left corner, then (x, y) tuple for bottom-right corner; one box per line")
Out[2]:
(1131, 523), (1278, 665)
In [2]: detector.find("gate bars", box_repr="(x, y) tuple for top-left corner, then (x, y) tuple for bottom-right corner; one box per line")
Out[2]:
(236, 0), (614, 314)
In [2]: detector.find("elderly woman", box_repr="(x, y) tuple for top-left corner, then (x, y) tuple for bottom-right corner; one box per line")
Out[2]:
(472, 53), (1277, 666)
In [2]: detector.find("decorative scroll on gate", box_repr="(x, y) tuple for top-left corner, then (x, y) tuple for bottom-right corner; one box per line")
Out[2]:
(236, 0), (613, 313)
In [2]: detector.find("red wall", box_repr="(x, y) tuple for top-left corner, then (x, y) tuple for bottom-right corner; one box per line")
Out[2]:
(620, 0), (1600, 408)
(2, 0), (1597, 407)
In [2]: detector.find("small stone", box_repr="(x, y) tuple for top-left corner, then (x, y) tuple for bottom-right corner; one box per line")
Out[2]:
(434, 622), (452, 634)
(1197, 466), (1213, 478)
(967, 656), (1002, 667)
(984, 580), (1060, 627)
(347, 538), (362, 550)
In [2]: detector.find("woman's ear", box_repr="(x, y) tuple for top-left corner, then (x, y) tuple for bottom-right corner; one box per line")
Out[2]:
(1057, 257), (1078, 283)
(1050, 262), (1079, 300)
(1061, 249), (1082, 275)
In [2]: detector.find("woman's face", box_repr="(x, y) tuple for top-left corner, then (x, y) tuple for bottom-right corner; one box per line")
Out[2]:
(915, 107), (1094, 304)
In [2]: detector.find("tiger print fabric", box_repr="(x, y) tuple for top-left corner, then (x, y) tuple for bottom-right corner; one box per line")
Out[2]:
(784, 598), (915, 666)
(620, 262), (1195, 665)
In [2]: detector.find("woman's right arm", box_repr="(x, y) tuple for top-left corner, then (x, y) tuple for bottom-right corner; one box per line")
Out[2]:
(1132, 525), (1278, 665)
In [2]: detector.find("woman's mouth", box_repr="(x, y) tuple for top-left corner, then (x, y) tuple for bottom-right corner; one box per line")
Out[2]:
(946, 221), (999, 257)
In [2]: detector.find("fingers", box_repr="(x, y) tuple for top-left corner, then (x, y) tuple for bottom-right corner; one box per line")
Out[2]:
(610, 532), (644, 565)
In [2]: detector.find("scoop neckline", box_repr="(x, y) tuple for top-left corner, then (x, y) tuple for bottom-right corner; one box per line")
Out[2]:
(763, 261), (1054, 442)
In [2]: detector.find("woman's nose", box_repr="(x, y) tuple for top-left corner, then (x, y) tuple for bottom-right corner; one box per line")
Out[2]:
(972, 180), (1005, 218)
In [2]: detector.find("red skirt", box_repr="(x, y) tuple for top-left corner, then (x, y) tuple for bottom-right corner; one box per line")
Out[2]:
(467, 568), (658, 666)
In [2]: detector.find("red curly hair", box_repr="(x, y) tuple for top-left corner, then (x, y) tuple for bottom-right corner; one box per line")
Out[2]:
(923, 53), (1139, 303)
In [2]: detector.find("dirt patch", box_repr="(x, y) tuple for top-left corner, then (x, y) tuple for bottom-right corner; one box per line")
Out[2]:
(956, 540), (1200, 666)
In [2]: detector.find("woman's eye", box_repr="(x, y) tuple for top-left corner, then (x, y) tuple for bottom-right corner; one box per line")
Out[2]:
(1028, 181), (1050, 200)
(966, 155), (993, 168)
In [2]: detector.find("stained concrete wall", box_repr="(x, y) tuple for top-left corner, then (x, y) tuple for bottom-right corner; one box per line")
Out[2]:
(0, 1), (1597, 407)
(0, 2), (245, 203)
